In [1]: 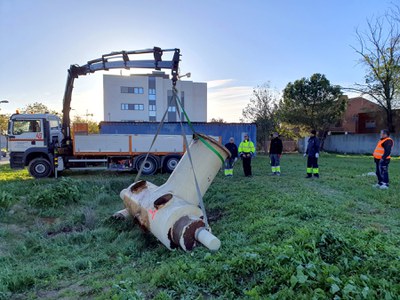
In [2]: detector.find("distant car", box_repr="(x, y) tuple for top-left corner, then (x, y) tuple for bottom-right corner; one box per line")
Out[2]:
(1, 150), (6, 157)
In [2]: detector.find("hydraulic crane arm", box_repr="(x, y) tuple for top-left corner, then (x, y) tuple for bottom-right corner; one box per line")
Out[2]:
(61, 47), (180, 142)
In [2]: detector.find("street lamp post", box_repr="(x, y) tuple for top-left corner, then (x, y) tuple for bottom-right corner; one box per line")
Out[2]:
(0, 100), (10, 161)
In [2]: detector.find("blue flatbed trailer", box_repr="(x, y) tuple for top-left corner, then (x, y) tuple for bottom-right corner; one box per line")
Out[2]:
(99, 122), (257, 148)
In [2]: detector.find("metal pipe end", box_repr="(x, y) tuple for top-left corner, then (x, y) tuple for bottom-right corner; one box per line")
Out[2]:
(195, 228), (221, 251)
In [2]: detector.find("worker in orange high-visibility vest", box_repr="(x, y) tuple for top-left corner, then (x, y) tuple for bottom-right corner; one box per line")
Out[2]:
(372, 129), (394, 189)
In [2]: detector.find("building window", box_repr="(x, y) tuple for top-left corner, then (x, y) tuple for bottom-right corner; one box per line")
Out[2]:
(121, 86), (144, 94)
(149, 116), (156, 121)
(149, 87), (156, 101)
(168, 106), (176, 112)
(121, 103), (144, 110)
(149, 111), (156, 117)
(149, 105), (156, 111)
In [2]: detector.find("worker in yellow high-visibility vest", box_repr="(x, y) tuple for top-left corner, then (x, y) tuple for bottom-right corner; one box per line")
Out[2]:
(372, 129), (394, 189)
(238, 133), (255, 177)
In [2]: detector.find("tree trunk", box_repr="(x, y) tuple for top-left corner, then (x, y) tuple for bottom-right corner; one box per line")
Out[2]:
(319, 130), (328, 151)
(386, 109), (395, 133)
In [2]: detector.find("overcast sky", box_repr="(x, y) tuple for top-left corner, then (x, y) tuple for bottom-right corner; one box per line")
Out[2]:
(0, 0), (394, 122)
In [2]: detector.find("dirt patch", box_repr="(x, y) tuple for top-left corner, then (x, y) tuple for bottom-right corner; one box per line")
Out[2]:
(34, 280), (93, 299)
(207, 208), (224, 222)
(47, 225), (84, 237)
(40, 217), (60, 224)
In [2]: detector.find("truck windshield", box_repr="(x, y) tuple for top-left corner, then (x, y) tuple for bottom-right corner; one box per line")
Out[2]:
(12, 120), (41, 135)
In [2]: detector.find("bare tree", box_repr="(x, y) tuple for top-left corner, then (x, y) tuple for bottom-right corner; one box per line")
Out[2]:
(350, 9), (400, 132)
(241, 82), (280, 146)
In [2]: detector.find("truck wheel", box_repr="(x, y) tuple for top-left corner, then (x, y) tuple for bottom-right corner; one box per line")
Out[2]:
(28, 158), (52, 178)
(135, 155), (158, 175)
(163, 154), (181, 173)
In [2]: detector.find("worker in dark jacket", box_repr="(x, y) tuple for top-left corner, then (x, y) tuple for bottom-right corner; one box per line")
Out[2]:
(269, 132), (283, 175)
(372, 129), (394, 189)
(224, 137), (238, 176)
(304, 130), (320, 178)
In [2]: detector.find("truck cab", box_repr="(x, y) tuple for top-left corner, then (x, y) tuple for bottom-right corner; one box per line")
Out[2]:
(8, 113), (63, 178)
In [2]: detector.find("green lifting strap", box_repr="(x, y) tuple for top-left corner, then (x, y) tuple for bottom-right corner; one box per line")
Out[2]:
(174, 91), (225, 165)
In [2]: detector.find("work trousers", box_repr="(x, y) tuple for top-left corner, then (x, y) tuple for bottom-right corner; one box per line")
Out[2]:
(270, 154), (281, 174)
(224, 158), (235, 176)
(307, 156), (319, 177)
(375, 158), (390, 186)
(242, 155), (252, 176)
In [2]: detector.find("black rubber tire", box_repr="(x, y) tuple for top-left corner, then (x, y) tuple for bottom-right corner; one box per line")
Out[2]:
(135, 155), (158, 175)
(28, 157), (52, 178)
(162, 154), (181, 173)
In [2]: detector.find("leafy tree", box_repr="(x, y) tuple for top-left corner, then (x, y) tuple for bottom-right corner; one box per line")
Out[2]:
(280, 73), (345, 133)
(276, 122), (309, 140)
(241, 83), (280, 146)
(72, 115), (99, 134)
(349, 8), (400, 132)
(0, 114), (9, 135)
(21, 102), (60, 116)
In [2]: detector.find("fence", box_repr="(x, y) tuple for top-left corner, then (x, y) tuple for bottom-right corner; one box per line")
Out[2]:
(299, 133), (400, 156)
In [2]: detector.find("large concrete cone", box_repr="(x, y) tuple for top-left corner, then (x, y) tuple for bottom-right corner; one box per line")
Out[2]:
(117, 133), (230, 251)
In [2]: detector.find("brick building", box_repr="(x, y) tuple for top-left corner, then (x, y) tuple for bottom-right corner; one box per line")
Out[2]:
(329, 97), (399, 134)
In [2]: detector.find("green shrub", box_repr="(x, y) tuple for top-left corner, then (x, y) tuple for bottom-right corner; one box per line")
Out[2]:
(28, 178), (82, 208)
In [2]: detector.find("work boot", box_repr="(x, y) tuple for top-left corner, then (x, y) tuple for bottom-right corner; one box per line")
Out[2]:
(379, 184), (389, 190)
(313, 174), (319, 178)
(305, 174), (312, 178)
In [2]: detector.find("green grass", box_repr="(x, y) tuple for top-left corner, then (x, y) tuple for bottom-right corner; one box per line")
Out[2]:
(0, 153), (399, 299)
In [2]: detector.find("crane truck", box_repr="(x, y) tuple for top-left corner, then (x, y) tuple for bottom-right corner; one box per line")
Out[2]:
(7, 47), (191, 178)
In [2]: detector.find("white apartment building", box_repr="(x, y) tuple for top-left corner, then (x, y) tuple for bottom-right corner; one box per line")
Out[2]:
(103, 72), (207, 122)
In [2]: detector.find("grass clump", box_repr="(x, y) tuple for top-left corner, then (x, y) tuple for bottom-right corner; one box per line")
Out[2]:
(28, 177), (82, 208)
(0, 191), (13, 210)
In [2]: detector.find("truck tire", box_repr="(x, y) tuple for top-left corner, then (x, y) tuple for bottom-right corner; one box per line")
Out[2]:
(163, 154), (181, 173)
(135, 154), (158, 175)
(28, 158), (53, 178)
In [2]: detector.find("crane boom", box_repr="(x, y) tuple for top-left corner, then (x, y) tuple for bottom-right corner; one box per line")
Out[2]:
(61, 47), (180, 145)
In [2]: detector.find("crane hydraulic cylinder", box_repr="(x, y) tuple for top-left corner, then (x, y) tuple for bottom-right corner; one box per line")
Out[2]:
(116, 133), (230, 251)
